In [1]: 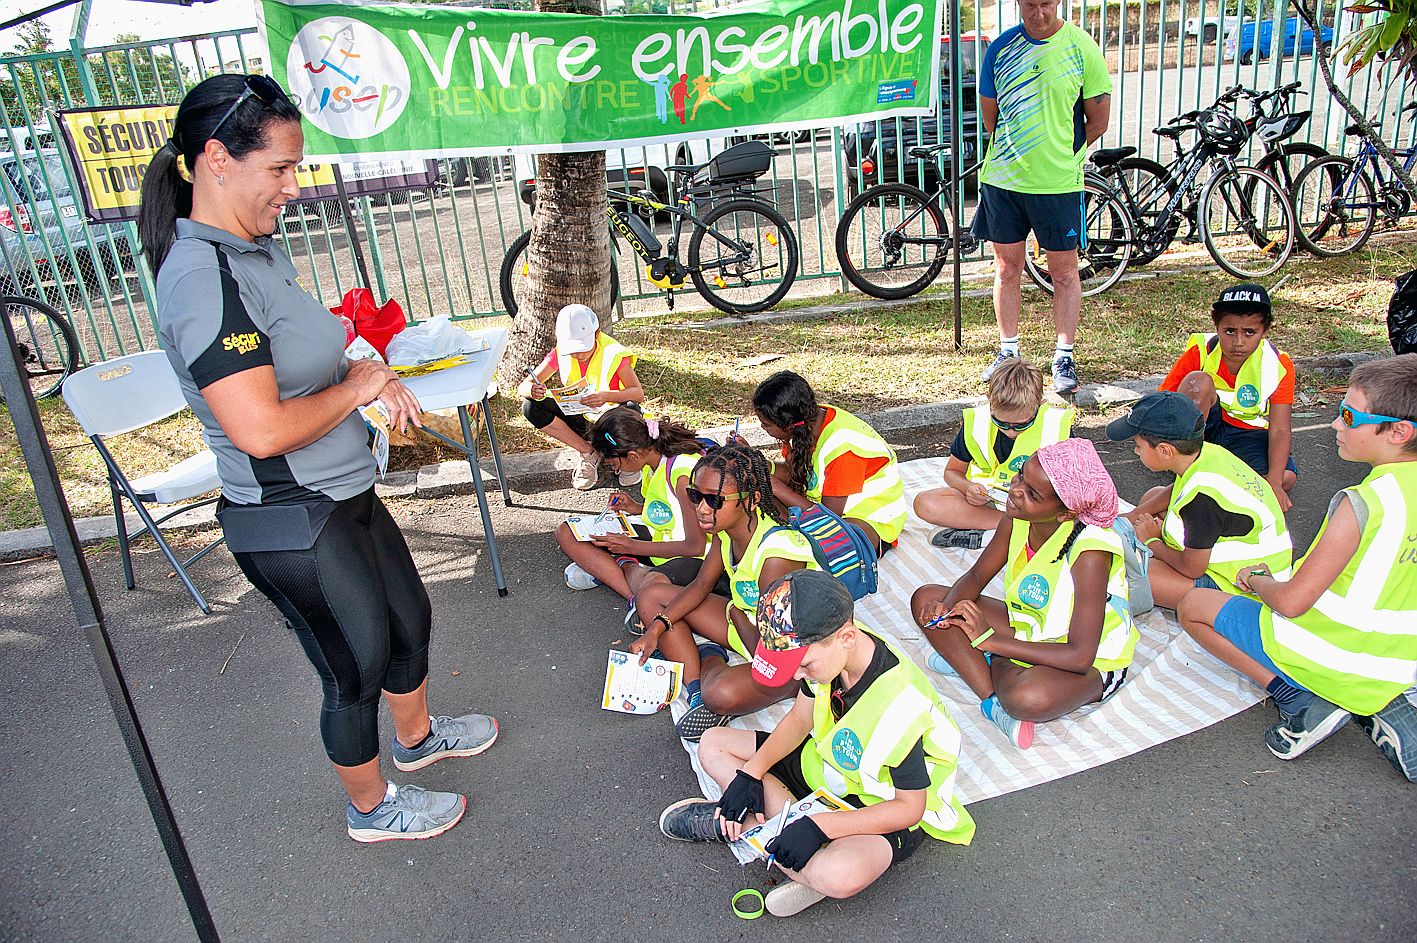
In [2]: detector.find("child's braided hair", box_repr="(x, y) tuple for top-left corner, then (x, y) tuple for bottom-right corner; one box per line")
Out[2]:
(696, 445), (788, 525)
(1053, 519), (1086, 563)
(752, 370), (818, 495)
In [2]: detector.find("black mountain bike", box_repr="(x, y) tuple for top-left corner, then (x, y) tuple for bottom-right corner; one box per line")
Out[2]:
(2, 294), (80, 401)
(500, 142), (799, 317)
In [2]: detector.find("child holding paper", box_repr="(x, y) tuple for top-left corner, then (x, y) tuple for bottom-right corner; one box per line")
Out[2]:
(914, 357), (1074, 548)
(1177, 355), (1417, 778)
(516, 303), (644, 491)
(656, 570), (974, 918)
(910, 439), (1137, 750)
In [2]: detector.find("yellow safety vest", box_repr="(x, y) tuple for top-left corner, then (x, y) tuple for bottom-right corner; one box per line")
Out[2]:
(804, 405), (908, 543)
(1185, 333), (1283, 430)
(640, 452), (706, 565)
(962, 404), (1075, 488)
(1260, 462), (1417, 715)
(1163, 443), (1293, 594)
(559, 332), (636, 419)
(1005, 520), (1138, 672)
(717, 508), (818, 657)
(798, 627), (975, 844)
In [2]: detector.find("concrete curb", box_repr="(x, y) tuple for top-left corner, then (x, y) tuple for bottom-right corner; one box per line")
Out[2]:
(0, 348), (1384, 557)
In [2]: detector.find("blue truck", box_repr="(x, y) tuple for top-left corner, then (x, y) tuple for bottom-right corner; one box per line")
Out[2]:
(1224, 17), (1334, 65)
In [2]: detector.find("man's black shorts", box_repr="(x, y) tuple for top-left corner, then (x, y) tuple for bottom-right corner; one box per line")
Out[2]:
(972, 183), (1085, 251)
(753, 731), (926, 864)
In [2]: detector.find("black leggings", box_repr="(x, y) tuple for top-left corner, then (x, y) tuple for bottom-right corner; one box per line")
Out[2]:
(232, 489), (432, 766)
(521, 396), (589, 434)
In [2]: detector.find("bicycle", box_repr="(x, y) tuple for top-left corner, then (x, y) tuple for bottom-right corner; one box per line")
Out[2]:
(834, 143), (1133, 300)
(500, 142), (800, 317)
(1085, 103), (1296, 278)
(1289, 101), (1417, 257)
(2, 294), (79, 401)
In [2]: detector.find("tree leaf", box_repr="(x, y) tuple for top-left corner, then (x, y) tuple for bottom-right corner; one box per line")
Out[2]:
(1380, 9), (1410, 48)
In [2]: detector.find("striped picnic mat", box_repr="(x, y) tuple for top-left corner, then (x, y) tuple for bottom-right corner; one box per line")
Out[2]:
(675, 456), (1267, 806)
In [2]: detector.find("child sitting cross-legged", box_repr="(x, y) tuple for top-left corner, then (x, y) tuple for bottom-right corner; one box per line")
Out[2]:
(1176, 355), (1417, 780)
(914, 357), (1074, 549)
(1108, 391), (1293, 611)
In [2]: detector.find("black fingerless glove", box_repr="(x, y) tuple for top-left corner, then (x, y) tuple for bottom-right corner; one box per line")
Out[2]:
(717, 770), (765, 824)
(764, 815), (829, 870)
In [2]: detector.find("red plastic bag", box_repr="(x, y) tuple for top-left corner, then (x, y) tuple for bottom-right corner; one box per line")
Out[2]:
(328, 288), (406, 357)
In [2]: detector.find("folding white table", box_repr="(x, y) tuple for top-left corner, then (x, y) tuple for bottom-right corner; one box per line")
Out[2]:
(400, 325), (512, 596)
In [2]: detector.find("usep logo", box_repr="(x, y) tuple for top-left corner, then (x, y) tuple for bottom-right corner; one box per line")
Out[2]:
(1236, 384), (1260, 409)
(286, 18), (409, 140)
(1017, 573), (1050, 609)
(645, 500), (674, 527)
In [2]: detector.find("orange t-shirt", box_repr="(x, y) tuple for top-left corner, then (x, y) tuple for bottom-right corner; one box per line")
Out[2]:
(784, 407), (889, 496)
(1159, 345), (1295, 429)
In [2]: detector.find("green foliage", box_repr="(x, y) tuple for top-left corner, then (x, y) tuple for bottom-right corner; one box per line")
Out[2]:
(1339, 0), (1417, 78)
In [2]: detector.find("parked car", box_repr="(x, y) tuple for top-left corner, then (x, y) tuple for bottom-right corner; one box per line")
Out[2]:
(1184, 14), (1240, 44)
(513, 138), (730, 212)
(1224, 17), (1333, 64)
(1, 148), (130, 301)
(841, 33), (990, 199)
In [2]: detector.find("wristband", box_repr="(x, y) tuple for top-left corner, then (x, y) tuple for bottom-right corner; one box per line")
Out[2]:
(652, 613), (672, 632)
(731, 889), (765, 919)
(1143, 537), (1161, 546)
(970, 627), (996, 649)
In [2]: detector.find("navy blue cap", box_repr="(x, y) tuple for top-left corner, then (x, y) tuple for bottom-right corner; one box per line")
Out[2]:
(1214, 282), (1270, 315)
(1105, 391), (1205, 441)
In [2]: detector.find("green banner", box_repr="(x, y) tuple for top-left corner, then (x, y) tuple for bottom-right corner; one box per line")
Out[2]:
(257, 0), (942, 161)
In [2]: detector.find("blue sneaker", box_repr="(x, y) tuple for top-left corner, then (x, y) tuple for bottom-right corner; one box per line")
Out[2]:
(980, 349), (1014, 382)
(982, 695), (1035, 749)
(1264, 696), (1349, 760)
(1355, 696), (1417, 781)
(1051, 355), (1080, 395)
(392, 712), (498, 772)
(674, 697), (732, 742)
(926, 651), (959, 676)
(347, 783), (466, 843)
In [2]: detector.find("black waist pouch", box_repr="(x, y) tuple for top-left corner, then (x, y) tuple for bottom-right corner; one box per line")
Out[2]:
(217, 497), (335, 553)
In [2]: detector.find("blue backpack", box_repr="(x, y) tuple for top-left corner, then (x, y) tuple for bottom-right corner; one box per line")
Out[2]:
(766, 504), (880, 600)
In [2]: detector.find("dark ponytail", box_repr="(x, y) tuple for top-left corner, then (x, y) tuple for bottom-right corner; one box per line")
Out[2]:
(139, 73), (302, 274)
(1052, 519), (1086, 563)
(588, 406), (703, 458)
(752, 370), (818, 495)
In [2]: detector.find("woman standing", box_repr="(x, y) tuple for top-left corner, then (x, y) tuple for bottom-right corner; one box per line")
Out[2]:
(139, 74), (496, 843)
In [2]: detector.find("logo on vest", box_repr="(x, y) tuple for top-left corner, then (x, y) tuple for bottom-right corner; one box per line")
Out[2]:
(806, 470), (820, 492)
(645, 500), (673, 527)
(736, 580), (760, 607)
(1017, 574), (1051, 609)
(1236, 384), (1260, 409)
(1008, 454), (1029, 473)
(831, 729), (864, 771)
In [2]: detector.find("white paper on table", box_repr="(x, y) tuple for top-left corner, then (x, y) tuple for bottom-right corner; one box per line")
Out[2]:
(602, 650), (683, 714)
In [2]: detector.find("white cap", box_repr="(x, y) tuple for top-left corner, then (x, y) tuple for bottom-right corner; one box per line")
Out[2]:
(555, 304), (599, 355)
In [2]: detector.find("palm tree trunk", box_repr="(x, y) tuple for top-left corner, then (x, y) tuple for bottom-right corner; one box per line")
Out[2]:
(1292, 0), (1417, 199)
(498, 0), (612, 379)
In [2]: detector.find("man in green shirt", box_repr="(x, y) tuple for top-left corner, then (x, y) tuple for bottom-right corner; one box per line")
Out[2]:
(975, 0), (1112, 394)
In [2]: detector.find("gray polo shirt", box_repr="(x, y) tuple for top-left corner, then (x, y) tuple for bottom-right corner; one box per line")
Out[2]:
(157, 218), (374, 506)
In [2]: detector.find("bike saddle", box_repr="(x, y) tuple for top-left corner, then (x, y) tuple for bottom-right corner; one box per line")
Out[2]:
(1345, 122), (1379, 136)
(665, 163), (706, 173)
(907, 143), (952, 159)
(1154, 126), (1184, 138)
(1090, 146), (1137, 167)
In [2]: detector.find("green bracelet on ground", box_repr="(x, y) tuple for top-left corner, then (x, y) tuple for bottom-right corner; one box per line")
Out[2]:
(732, 888), (765, 919)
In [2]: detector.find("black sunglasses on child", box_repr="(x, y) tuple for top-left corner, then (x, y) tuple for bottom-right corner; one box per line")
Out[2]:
(686, 487), (744, 510)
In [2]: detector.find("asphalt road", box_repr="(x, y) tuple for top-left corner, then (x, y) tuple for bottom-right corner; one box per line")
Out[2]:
(1, 413), (1413, 942)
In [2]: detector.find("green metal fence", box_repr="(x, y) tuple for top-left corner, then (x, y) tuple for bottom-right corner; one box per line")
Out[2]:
(1, 1), (1412, 366)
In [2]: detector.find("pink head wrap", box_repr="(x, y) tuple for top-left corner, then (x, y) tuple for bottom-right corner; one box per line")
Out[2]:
(1034, 439), (1119, 528)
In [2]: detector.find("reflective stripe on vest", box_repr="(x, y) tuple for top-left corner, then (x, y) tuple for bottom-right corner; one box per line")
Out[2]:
(1186, 333), (1282, 429)
(1004, 520), (1138, 672)
(1259, 463), (1417, 715)
(560, 333), (635, 419)
(805, 405), (908, 543)
(1162, 443), (1294, 592)
(963, 404), (1075, 488)
(797, 629), (976, 845)
(641, 453), (705, 565)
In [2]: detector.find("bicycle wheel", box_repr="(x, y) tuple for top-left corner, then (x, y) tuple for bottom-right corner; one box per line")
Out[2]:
(1290, 156), (1375, 257)
(1106, 157), (1178, 265)
(834, 183), (950, 300)
(2, 295), (79, 401)
(498, 229), (620, 318)
(688, 198), (799, 314)
(1251, 142), (1330, 199)
(1023, 183), (1134, 297)
(1199, 167), (1294, 278)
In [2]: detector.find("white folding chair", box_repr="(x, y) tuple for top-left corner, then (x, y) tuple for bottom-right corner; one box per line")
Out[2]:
(62, 350), (224, 614)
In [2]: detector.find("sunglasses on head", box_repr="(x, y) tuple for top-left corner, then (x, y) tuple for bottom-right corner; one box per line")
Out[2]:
(992, 414), (1037, 432)
(209, 75), (287, 142)
(1338, 399), (1413, 430)
(686, 487), (744, 510)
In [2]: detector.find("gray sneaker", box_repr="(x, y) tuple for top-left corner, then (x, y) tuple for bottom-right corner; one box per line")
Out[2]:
(1264, 696), (1350, 760)
(1051, 355), (1080, 394)
(347, 784), (466, 843)
(1355, 696), (1417, 781)
(392, 712), (498, 772)
(930, 527), (985, 550)
(658, 798), (727, 842)
(980, 349), (1015, 382)
(674, 701), (732, 742)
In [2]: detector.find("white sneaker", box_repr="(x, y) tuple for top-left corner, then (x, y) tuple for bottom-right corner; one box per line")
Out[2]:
(572, 452), (602, 490)
(564, 562), (600, 591)
(617, 468), (642, 487)
(765, 881), (827, 917)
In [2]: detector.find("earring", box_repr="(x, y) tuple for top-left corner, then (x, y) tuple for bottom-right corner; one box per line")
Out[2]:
(218, 174), (225, 186)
